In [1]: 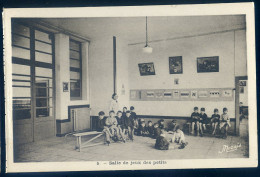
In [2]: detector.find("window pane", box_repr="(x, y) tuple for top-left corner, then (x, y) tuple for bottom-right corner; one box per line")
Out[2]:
(13, 99), (31, 120)
(36, 98), (52, 107)
(35, 67), (52, 78)
(12, 81), (30, 87)
(13, 87), (31, 97)
(70, 80), (81, 98)
(13, 99), (31, 109)
(35, 41), (52, 54)
(70, 50), (80, 59)
(70, 41), (80, 51)
(36, 108), (52, 117)
(70, 71), (80, 80)
(12, 46), (30, 60)
(12, 75), (30, 81)
(35, 30), (51, 43)
(12, 24), (30, 37)
(36, 77), (52, 87)
(12, 64), (30, 75)
(13, 109), (31, 120)
(12, 34), (30, 48)
(35, 52), (52, 63)
(70, 59), (80, 68)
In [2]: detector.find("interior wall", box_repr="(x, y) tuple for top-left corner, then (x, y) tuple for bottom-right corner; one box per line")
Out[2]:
(55, 33), (90, 120)
(89, 37), (113, 116)
(116, 37), (130, 110)
(89, 36), (130, 116)
(128, 30), (247, 118)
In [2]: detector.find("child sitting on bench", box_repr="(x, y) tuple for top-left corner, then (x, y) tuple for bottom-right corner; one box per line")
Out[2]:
(97, 111), (113, 145)
(219, 107), (231, 139)
(191, 107), (200, 136)
(211, 108), (220, 135)
(105, 110), (120, 141)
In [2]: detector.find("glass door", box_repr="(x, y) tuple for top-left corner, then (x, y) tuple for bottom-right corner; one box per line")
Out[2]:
(12, 21), (55, 144)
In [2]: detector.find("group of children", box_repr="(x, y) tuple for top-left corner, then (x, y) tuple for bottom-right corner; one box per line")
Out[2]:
(96, 105), (231, 150)
(96, 106), (188, 150)
(97, 106), (138, 145)
(190, 107), (231, 139)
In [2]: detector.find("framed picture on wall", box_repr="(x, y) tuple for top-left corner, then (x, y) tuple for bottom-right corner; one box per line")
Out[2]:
(197, 56), (219, 73)
(169, 56), (183, 74)
(138, 62), (155, 76)
(63, 82), (69, 92)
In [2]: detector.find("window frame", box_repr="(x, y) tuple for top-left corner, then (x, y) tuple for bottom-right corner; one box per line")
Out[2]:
(69, 39), (83, 100)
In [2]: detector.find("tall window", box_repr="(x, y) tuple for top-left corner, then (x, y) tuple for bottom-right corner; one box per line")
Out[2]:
(12, 22), (54, 120)
(69, 39), (82, 100)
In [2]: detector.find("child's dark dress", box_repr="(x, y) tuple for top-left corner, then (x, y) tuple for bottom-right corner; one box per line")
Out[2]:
(153, 127), (162, 139)
(155, 136), (170, 150)
(200, 113), (209, 124)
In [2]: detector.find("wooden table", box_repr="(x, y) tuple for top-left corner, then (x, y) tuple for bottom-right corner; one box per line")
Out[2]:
(73, 131), (104, 152)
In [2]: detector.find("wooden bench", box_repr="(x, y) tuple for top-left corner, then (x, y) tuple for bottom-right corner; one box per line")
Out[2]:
(73, 131), (104, 152)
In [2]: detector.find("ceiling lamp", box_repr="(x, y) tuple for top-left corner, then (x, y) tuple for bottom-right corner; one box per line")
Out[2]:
(143, 16), (153, 53)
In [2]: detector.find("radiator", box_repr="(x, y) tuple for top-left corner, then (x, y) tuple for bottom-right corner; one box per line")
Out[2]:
(71, 107), (90, 132)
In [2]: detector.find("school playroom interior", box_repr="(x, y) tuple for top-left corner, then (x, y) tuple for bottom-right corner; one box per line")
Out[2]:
(11, 15), (249, 162)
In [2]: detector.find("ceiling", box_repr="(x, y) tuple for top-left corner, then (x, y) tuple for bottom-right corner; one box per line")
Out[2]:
(38, 15), (245, 44)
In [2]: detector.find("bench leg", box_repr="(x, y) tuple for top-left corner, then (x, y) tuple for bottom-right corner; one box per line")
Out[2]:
(75, 137), (79, 150)
(79, 136), (82, 152)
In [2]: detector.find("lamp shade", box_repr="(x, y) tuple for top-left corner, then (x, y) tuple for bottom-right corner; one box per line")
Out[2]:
(143, 45), (153, 53)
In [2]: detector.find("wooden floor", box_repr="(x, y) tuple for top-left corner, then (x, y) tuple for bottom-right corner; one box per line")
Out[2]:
(14, 133), (249, 162)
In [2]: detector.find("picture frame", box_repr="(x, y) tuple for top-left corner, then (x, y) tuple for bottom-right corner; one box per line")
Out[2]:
(138, 62), (155, 76)
(169, 56), (183, 74)
(63, 82), (69, 92)
(239, 81), (247, 86)
(197, 56), (219, 73)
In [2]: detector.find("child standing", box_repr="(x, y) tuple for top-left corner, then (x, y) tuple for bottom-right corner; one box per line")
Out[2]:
(211, 108), (220, 135)
(122, 107), (127, 118)
(155, 130), (170, 150)
(191, 107), (200, 136)
(171, 125), (188, 149)
(124, 110), (135, 141)
(116, 111), (126, 142)
(130, 106), (138, 135)
(219, 108), (231, 139)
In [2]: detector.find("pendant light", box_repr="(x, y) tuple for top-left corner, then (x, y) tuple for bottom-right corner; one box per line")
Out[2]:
(143, 16), (153, 53)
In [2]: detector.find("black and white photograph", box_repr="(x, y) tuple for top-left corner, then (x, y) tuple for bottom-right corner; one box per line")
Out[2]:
(138, 62), (156, 76)
(3, 2), (257, 173)
(169, 56), (183, 74)
(197, 56), (219, 73)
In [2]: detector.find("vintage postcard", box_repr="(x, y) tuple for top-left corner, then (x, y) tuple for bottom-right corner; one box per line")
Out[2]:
(3, 2), (257, 172)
